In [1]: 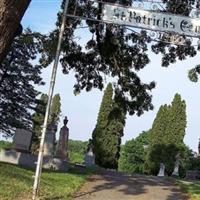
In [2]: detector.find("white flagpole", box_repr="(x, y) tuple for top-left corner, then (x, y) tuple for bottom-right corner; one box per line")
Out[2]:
(32, 1), (69, 199)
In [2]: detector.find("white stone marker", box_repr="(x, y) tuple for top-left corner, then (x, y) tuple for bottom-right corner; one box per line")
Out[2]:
(157, 163), (165, 177)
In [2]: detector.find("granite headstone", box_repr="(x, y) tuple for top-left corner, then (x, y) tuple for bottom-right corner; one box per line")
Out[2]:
(12, 129), (32, 151)
(43, 123), (57, 156)
(84, 146), (95, 166)
(172, 161), (179, 177)
(157, 163), (165, 177)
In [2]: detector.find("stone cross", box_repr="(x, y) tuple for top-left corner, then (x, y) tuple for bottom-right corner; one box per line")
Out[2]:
(56, 117), (69, 160)
(157, 163), (165, 177)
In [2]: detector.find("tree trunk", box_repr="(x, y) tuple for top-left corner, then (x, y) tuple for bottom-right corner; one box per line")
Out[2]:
(0, 0), (31, 64)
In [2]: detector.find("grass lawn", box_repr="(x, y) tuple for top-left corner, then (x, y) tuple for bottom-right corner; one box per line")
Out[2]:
(0, 162), (91, 200)
(0, 140), (11, 149)
(176, 179), (200, 200)
(69, 152), (84, 164)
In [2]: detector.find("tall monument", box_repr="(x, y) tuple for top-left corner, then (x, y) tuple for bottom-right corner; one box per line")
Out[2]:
(56, 116), (69, 160)
(43, 122), (57, 156)
(198, 138), (200, 156)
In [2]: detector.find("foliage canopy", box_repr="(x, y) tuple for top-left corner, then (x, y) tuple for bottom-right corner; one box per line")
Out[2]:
(146, 93), (187, 175)
(119, 131), (150, 173)
(92, 83), (126, 169)
(38, 0), (200, 116)
(0, 29), (44, 137)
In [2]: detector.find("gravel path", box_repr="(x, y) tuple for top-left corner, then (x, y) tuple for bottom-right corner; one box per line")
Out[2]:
(73, 170), (188, 200)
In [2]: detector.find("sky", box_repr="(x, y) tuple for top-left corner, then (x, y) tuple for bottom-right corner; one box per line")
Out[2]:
(19, 0), (200, 152)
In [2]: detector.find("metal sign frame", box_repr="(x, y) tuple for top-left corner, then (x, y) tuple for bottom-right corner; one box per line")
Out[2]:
(32, 1), (200, 198)
(102, 3), (200, 38)
(65, 0), (200, 46)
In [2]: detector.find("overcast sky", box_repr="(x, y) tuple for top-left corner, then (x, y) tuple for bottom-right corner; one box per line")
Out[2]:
(19, 0), (200, 152)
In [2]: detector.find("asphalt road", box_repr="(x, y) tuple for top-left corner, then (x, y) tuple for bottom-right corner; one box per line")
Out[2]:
(73, 170), (188, 200)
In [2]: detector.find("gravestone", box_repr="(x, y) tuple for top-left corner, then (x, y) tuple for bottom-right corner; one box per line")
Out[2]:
(43, 157), (68, 171)
(172, 153), (180, 177)
(0, 128), (36, 168)
(157, 163), (165, 177)
(56, 116), (69, 161)
(0, 125), (68, 171)
(186, 170), (200, 180)
(172, 161), (179, 177)
(12, 129), (32, 152)
(84, 144), (95, 166)
(43, 123), (57, 156)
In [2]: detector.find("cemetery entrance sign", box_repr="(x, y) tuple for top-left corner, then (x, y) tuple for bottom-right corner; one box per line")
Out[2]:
(103, 4), (200, 37)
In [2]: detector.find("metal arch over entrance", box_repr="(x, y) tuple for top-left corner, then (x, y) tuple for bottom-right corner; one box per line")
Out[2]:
(32, 0), (200, 199)
(64, 0), (200, 46)
(102, 4), (200, 38)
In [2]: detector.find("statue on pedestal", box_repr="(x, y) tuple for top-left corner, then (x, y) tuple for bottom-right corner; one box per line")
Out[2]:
(56, 116), (69, 161)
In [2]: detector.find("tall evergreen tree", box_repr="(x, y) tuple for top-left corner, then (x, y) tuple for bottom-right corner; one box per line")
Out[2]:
(92, 83), (125, 169)
(50, 94), (61, 124)
(167, 93), (187, 145)
(146, 94), (187, 174)
(92, 83), (114, 167)
(31, 93), (61, 154)
(146, 105), (171, 174)
(31, 94), (48, 153)
(150, 105), (171, 146)
(104, 98), (126, 168)
(0, 29), (44, 137)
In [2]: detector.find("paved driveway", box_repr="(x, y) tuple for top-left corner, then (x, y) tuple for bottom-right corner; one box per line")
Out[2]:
(73, 170), (188, 200)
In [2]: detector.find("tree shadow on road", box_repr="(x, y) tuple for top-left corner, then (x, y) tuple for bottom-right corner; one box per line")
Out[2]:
(73, 170), (188, 200)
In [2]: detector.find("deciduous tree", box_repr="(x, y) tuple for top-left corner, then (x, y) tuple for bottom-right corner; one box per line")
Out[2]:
(40, 0), (156, 116)
(40, 0), (200, 116)
(119, 131), (150, 173)
(0, 0), (31, 63)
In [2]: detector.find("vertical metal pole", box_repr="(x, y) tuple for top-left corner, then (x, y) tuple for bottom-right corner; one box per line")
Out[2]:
(32, 1), (69, 199)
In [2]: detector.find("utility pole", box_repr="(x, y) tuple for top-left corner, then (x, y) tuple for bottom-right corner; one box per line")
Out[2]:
(32, 1), (69, 199)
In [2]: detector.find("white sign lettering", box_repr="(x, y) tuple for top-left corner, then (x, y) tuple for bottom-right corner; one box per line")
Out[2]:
(103, 4), (200, 37)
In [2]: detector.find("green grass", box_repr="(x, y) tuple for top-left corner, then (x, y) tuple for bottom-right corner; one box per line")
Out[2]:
(0, 140), (11, 149)
(0, 162), (91, 200)
(69, 151), (84, 164)
(176, 180), (200, 200)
